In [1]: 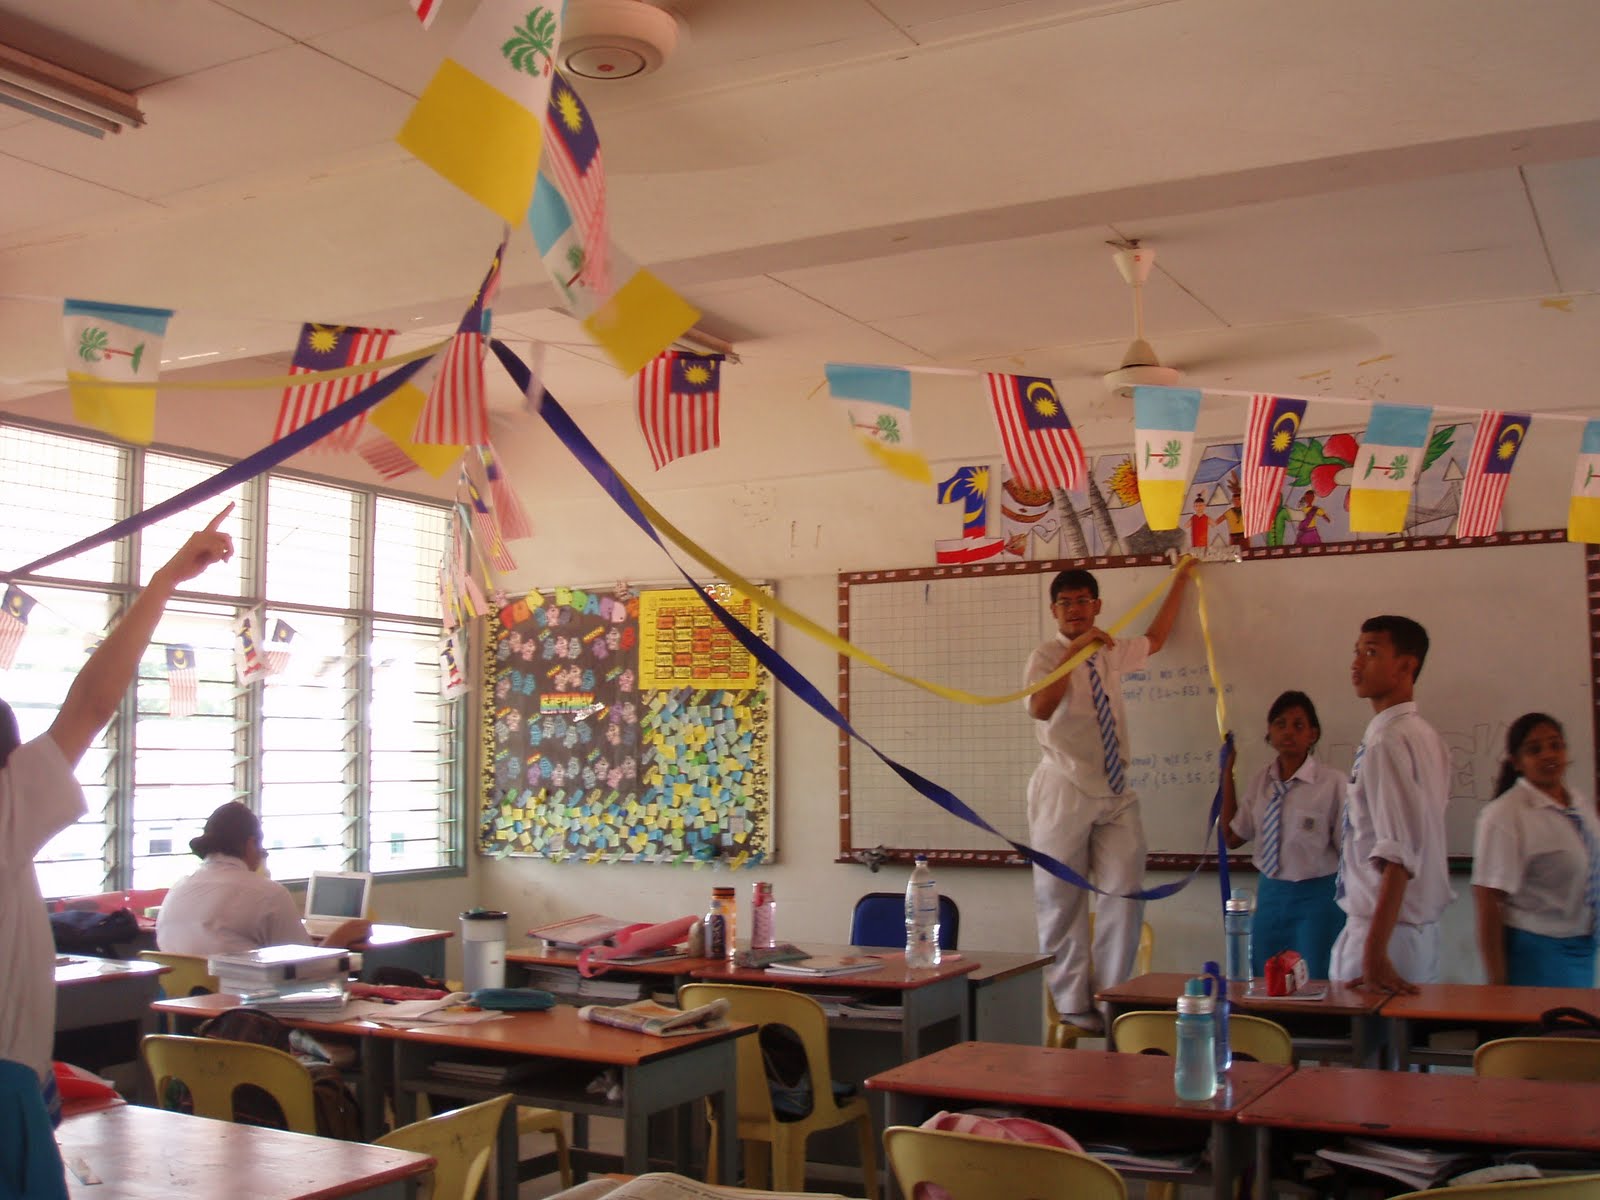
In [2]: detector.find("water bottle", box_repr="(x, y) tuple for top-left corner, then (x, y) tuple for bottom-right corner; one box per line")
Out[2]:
(751, 882), (776, 949)
(709, 886), (737, 961)
(1174, 977), (1218, 1101)
(1224, 890), (1254, 986)
(904, 855), (942, 968)
(1203, 959), (1232, 1075)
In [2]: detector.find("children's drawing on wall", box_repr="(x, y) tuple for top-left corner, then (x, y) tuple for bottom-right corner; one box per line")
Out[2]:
(933, 465), (1008, 564)
(998, 465), (1060, 559)
(1089, 453), (1187, 558)
(1266, 430), (1358, 546)
(1408, 420), (1472, 536)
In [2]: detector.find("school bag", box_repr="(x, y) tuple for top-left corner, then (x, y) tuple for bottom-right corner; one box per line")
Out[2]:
(48, 908), (139, 957)
(1523, 1006), (1600, 1040)
(191, 1008), (364, 1140)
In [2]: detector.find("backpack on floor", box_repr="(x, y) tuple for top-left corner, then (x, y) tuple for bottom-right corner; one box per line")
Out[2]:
(192, 1008), (364, 1140)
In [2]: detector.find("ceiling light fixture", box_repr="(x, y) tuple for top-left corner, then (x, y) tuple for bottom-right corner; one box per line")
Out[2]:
(0, 43), (144, 138)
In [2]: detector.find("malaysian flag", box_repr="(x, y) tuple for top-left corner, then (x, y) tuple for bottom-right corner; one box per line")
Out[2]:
(409, 0), (440, 28)
(166, 645), (198, 718)
(439, 629), (467, 700)
(984, 373), (1087, 492)
(0, 586), (35, 670)
(636, 352), (722, 469)
(356, 427), (421, 480)
(414, 239), (503, 446)
(543, 72), (609, 292)
(265, 619), (296, 676)
(1242, 394), (1308, 537)
(463, 476), (517, 572)
(479, 445), (532, 540)
(274, 324), (395, 451)
(1457, 411), (1531, 538)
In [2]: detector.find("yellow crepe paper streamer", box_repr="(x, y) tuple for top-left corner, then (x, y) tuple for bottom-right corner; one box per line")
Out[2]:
(30, 340), (449, 392)
(1191, 570), (1231, 742)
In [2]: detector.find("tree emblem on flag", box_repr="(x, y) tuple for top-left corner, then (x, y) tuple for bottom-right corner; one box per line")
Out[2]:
(1363, 452), (1410, 481)
(871, 414), (902, 444)
(1144, 438), (1183, 469)
(502, 7), (557, 76)
(76, 326), (146, 371)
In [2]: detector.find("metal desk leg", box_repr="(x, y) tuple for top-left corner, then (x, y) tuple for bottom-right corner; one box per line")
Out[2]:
(1210, 1119), (1235, 1200)
(1391, 1017), (1411, 1071)
(1254, 1125), (1272, 1200)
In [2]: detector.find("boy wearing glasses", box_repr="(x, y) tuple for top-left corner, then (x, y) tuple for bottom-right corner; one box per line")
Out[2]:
(1025, 562), (1193, 1035)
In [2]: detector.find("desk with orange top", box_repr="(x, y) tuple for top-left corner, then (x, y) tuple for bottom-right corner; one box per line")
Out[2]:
(1380, 982), (1600, 1070)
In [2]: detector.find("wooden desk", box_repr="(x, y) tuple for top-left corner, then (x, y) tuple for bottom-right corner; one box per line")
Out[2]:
(57, 1101), (433, 1199)
(151, 994), (750, 1197)
(352, 925), (452, 982)
(54, 956), (168, 1080)
(1380, 982), (1598, 1070)
(866, 1041), (1291, 1200)
(1098, 972), (1386, 1066)
(1238, 1065), (1600, 1198)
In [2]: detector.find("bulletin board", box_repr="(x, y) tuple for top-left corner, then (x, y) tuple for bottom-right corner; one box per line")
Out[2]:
(837, 531), (1599, 870)
(480, 583), (774, 865)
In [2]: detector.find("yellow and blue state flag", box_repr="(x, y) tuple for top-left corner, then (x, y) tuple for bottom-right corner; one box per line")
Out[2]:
(1568, 420), (1600, 543)
(1131, 386), (1202, 530)
(1349, 403), (1432, 533)
(527, 169), (697, 375)
(825, 364), (931, 484)
(62, 299), (173, 444)
(397, 0), (563, 223)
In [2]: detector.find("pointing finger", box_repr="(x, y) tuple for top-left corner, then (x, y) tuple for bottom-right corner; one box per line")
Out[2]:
(204, 502), (235, 532)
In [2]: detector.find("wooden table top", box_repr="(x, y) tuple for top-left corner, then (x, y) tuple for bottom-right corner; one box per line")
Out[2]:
(57, 1103), (433, 1199)
(1237, 1065), (1600, 1149)
(1379, 982), (1600, 1023)
(150, 993), (754, 1066)
(55, 956), (168, 987)
(360, 924), (452, 948)
(866, 1041), (1290, 1120)
(510, 942), (1036, 984)
(693, 944), (979, 992)
(1097, 972), (1384, 1017)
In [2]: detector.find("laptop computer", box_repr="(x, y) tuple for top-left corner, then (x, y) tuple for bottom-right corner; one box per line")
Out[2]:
(302, 869), (373, 937)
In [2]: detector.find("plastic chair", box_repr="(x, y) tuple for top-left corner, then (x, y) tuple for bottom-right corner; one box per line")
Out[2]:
(141, 1033), (317, 1134)
(883, 1125), (1127, 1200)
(1474, 1037), (1600, 1082)
(139, 950), (219, 998)
(1389, 1175), (1600, 1200)
(377, 1093), (512, 1200)
(678, 982), (880, 1199)
(849, 892), (960, 951)
(1044, 917), (1154, 1048)
(1110, 1010), (1293, 1064)
(416, 1093), (571, 1190)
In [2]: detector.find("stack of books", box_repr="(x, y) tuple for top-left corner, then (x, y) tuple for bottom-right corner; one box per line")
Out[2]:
(208, 945), (354, 1017)
(428, 1059), (544, 1086)
(1315, 1138), (1479, 1190)
(765, 953), (882, 978)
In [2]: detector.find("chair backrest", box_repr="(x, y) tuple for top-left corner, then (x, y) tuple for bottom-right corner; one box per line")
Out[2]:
(678, 982), (845, 1129)
(850, 892), (960, 950)
(884, 1125), (1127, 1200)
(142, 1033), (318, 1134)
(139, 950), (219, 998)
(1475, 1037), (1600, 1082)
(1111, 1010), (1293, 1065)
(377, 1093), (512, 1200)
(1390, 1174), (1600, 1200)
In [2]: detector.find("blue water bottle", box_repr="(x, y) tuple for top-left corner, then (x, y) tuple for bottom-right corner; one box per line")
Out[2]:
(1174, 977), (1218, 1101)
(1224, 890), (1254, 986)
(1203, 960), (1231, 1075)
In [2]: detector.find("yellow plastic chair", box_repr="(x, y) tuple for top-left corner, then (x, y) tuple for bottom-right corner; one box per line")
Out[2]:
(883, 1125), (1127, 1200)
(417, 1093), (571, 1189)
(1111, 1010), (1294, 1065)
(377, 1093), (512, 1200)
(139, 950), (219, 998)
(678, 982), (880, 1199)
(1390, 1175), (1600, 1200)
(142, 1033), (317, 1134)
(1474, 1037), (1600, 1082)
(1044, 918), (1154, 1048)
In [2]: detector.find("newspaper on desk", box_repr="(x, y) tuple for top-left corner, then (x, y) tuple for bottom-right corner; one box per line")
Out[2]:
(547, 1171), (849, 1199)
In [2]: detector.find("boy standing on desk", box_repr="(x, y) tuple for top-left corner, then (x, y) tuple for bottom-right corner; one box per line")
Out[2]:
(1332, 615), (1451, 993)
(1024, 560), (1193, 1035)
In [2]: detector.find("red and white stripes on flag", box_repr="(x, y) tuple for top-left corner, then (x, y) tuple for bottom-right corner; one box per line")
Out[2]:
(464, 477), (517, 573)
(414, 332), (487, 447)
(356, 428), (420, 480)
(983, 373), (1087, 492)
(480, 446), (532, 540)
(1457, 410), (1531, 538)
(635, 352), (721, 470)
(0, 587), (32, 671)
(409, 0), (441, 28)
(273, 326), (393, 452)
(166, 645), (198, 718)
(1241, 393), (1308, 537)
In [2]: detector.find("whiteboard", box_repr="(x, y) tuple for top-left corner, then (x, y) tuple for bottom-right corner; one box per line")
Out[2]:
(839, 534), (1595, 865)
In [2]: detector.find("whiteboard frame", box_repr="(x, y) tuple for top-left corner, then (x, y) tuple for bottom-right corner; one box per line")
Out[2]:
(836, 528), (1593, 871)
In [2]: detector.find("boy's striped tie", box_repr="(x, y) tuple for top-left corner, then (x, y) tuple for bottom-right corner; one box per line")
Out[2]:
(1335, 742), (1366, 901)
(1085, 654), (1125, 795)
(1559, 805), (1600, 934)
(1260, 777), (1289, 878)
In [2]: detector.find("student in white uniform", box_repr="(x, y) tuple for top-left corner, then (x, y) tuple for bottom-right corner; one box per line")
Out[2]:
(1, 509), (232, 1153)
(1024, 560), (1194, 1035)
(1473, 712), (1599, 988)
(1221, 690), (1345, 979)
(1329, 615), (1452, 993)
(158, 800), (369, 956)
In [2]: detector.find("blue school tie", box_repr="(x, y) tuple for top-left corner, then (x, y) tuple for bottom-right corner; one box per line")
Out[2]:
(1558, 805), (1600, 934)
(1260, 776), (1289, 878)
(1085, 654), (1125, 795)
(1335, 742), (1366, 901)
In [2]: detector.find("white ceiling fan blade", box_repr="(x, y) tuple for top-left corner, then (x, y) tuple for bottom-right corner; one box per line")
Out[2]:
(1173, 318), (1380, 374)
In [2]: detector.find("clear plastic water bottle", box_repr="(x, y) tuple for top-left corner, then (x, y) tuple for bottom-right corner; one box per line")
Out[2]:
(904, 855), (941, 968)
(1174, 977), (1218, 1101)
(1224, 890), (1254, 986)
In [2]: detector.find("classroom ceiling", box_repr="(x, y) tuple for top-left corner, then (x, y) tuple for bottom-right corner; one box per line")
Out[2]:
(1, 0), (1599, 483)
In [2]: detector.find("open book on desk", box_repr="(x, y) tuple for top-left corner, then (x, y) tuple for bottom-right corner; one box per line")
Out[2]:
(578, 997), (730, 1037)
(766, 954), (882, 977)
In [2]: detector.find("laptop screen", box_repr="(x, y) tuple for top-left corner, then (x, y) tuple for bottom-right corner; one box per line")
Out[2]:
(305, 871), (371, 919)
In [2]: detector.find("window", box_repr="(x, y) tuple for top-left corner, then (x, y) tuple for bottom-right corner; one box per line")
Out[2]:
(2, 422), (462, 896)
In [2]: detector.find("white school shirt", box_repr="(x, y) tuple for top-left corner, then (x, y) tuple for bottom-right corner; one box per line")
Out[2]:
(1024, 633), (1150, 798)
(1230, 755), (1343, 880)
(1340, 702), (1454, 924)
(156, 854), (312, 956)
(0, 735), (88, 1084)
(1473, 779), (1599, 939)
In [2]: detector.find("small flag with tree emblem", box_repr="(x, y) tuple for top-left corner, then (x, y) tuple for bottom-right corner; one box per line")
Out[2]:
(826, 364), (930, 483)
(1350, 403), (1433, 533)
(166, 645), (198, 718)
(1132, 386), (1203, 531)
(273, 324), (395, 451)
(1242, 394), (1308, 537)
(62, 299), (174, 444)
(985, 373), (1087, 492)
(1568, 420), (1600, 543)
(0, 586), (36, 670)
(1457, 411), (1530, 538)
(265, 620), (296, 676)
(635, 351), (723, 469)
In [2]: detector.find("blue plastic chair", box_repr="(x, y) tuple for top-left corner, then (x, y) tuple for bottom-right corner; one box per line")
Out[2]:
(849, 892), (960, 950)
